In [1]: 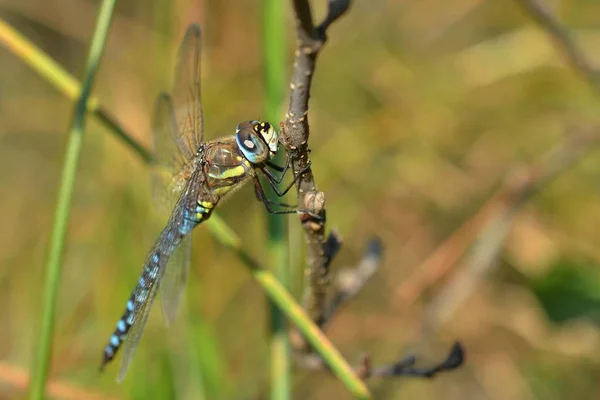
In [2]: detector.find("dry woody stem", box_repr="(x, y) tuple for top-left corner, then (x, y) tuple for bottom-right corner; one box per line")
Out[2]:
(281, 0), (351, 330)
(281, 0), (465, 382)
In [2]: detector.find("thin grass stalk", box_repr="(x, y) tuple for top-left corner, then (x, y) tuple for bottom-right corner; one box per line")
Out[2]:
(262, 0), (291, 398)
(28, 1), (117, 398)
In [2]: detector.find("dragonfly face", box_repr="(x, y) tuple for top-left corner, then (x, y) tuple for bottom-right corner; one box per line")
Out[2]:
(235, 120), (279, 164)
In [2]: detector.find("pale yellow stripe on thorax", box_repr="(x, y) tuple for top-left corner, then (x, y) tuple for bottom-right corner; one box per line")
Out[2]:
(199, 157), (253, 215)
(207, 163), (248, 180)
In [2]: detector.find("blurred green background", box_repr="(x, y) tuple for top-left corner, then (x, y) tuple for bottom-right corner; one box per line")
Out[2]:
(2, 0), (600, 399)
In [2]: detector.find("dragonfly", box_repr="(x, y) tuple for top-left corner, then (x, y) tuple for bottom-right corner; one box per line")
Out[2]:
(100, 23), (305, 381)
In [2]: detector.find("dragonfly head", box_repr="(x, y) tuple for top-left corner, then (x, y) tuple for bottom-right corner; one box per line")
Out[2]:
(235, 120), (279, 164)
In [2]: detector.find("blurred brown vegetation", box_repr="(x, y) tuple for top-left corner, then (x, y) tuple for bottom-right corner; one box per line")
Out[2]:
(2, 0), (600, 399)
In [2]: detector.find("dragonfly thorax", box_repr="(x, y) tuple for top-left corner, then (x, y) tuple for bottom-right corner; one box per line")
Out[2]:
(235, 120), (278, 165)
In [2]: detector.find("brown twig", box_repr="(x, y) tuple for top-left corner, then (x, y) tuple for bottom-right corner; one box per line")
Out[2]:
(369, 342), (464, 379)
(281, 0), (465, 383)
(325, 239), (465, 380)
(516, 0), (600, 91)
(290, 235), (381, 352)
(322, 237), (383, 329)
(290, 237), (465, 380)
(293, 340), (465, 380)
(281, 0), (351, 329)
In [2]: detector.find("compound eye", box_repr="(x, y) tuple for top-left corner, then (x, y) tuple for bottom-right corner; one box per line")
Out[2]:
(237, 129), (260, 154)
(236, 122), (269, 164)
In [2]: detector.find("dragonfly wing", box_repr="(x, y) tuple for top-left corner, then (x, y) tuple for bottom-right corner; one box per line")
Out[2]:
(151, 93), (190, 213)
(117, 256), (164, 383)
(151, 24), (203, 213)
(160, 231), (192, 327)
(172, 23), (204, 150)
(158, 168), (205, 325)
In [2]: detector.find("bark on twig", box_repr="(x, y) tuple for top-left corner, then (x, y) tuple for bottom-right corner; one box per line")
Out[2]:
(293, 339), (465, 380)
(281, 0), (351, 329)
(281, 0), (465, 382)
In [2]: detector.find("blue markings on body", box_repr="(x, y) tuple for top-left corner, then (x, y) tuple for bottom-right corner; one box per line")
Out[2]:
(148, 265), (158, 280)
(179, 213), (195, 235)
(136, 289), (148, 303)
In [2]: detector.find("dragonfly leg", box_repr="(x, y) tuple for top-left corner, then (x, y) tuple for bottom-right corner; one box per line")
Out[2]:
(265, 159), (287, 174)
(264, 153), (311, 184)
(253, 182), (297, 208)
(264, 153), (291, 183)
(260, 161), (311, 197)
(255, 177), (325, 220)
(254, 178), (298, 214)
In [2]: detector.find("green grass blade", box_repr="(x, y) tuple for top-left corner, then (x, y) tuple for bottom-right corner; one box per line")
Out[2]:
(0, 18), (152, 164)
(262, 0), (291, 398)
(207, 216), (371, 399)
(27, 1), (118, 398)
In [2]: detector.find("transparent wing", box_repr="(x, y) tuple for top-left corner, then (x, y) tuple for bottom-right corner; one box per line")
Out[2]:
(172, 23), (204, 150)
(151, 93), (191, 213)
(160, 232), (192, 327)
(151, 23), (204, 213)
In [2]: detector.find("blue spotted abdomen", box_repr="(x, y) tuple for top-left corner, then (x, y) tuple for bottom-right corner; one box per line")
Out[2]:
(100, 203), (211, 370)
(101, 253), (162, 369)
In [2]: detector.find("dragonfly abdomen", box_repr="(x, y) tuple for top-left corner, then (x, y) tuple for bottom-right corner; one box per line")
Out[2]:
(101, 256), (162, 369)
(101, 201), (211, 370)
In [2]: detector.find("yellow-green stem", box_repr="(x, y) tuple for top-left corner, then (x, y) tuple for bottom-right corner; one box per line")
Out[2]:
(28, 1), (117, 398)
(208, 217), (371, 399)
(263, 0), (291, 398)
